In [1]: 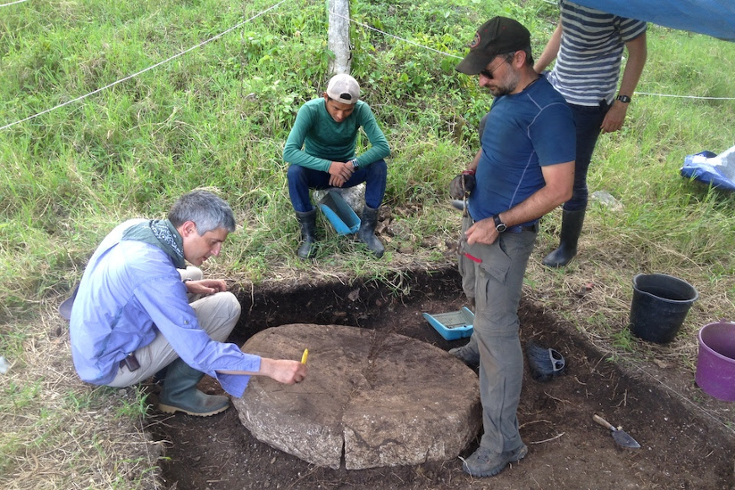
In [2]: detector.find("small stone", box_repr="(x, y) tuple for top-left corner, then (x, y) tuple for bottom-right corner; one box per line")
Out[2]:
(591, 190), (623, 211)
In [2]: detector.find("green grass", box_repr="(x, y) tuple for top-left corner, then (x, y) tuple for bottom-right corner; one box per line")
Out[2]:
(2, 0), (735, 488)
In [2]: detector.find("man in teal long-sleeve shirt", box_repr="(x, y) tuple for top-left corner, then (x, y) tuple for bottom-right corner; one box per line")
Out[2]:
(283, 74), (390, 259)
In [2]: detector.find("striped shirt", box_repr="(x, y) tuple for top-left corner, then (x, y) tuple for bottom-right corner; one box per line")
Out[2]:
(546, 0), (647, 106)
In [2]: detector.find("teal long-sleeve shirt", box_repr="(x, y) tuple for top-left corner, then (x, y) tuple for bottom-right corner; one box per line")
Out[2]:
(283, 98), (390, 172)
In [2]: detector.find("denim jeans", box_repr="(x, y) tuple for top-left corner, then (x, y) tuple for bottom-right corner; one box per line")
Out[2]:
(287, 159), (388, 212)
(565, 101), (610, 212)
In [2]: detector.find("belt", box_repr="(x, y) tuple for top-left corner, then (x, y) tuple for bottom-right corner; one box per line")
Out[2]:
(505, 223), (538, 234)
(468, 214), (538, 234)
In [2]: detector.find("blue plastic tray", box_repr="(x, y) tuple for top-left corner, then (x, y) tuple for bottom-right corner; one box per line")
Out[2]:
(318, 190), (361, 235)
(423, 307), (474, 340)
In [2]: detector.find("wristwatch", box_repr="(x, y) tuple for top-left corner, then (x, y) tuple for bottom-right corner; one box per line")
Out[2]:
(492, 214), (507, 233)
(349, 159), (359, 168)
(616, 94), (631, 103)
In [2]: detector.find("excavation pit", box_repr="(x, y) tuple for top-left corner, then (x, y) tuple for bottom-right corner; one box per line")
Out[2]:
(150, 267), (735, 490)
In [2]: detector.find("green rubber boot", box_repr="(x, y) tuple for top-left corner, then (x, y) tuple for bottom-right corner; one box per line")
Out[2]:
(158, 358), (230, 417)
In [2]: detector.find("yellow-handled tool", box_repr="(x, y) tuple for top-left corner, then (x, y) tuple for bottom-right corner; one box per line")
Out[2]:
(301, 349), (309, 364)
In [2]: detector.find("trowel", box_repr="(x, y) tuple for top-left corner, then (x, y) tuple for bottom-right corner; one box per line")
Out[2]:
(593, 414), (640, 449)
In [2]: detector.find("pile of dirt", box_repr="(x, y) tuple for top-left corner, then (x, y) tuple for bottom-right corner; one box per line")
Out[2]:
(147, 267), (735, 490)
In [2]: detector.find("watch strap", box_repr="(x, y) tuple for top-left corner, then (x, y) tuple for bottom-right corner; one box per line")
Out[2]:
(616, 94), (631, 103)
(492, 214), (507, 233)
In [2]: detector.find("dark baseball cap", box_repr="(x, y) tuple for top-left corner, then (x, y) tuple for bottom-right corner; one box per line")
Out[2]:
(456, 16), (531, 75)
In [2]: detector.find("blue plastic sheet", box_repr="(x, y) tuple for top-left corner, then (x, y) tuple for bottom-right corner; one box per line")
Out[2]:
(575, 0), (735, 41)
(680, 146), (735, 192)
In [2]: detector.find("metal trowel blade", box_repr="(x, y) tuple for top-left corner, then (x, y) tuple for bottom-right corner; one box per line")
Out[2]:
(611, 428), (640, 449)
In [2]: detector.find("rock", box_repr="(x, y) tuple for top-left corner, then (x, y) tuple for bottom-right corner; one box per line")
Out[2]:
(313, 185), (365, 214)
(591, 190), (623, 211)
(232, 324), (481, 470)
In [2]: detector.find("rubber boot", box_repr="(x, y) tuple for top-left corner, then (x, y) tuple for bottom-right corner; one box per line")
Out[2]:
(295, 209), (318, 259)
(357, 205), (385, 258)
(158, 358), (230, 417)
(542, 208), (586, 268)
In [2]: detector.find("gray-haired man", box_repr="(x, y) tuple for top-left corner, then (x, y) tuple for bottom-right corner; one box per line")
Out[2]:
(69, 190), (307, 416)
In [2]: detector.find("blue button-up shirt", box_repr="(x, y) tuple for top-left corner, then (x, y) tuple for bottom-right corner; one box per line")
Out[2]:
(69, 219), (260, 397)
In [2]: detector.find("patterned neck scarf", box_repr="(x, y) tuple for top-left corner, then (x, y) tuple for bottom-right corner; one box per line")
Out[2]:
(121, 219), (185, 269)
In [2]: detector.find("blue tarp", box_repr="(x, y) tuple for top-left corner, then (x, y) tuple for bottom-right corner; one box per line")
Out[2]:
(681, 146), (735, 192)
(575, 0), (735, 41)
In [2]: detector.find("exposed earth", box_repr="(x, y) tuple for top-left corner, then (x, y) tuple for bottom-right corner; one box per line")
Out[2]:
(147, 267), (735, 490)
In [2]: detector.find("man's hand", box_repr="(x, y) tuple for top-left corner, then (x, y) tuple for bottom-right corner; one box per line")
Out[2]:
(600, 101), (628, 133)
(259, 358), (308, 384)
(185, 279), (227, 296)
(465, 217), (499, 246)
(328, 161), (354, 187)
(449, 172), (476, 199)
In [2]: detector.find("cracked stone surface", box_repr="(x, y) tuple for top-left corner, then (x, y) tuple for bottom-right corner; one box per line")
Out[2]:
(232, 323), (481, 470)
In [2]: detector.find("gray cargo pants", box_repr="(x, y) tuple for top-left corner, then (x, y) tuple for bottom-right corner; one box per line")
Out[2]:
(458, 215), (537, 453)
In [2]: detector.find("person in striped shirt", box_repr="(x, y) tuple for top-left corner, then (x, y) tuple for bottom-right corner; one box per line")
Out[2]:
(534, 0), (647, 267)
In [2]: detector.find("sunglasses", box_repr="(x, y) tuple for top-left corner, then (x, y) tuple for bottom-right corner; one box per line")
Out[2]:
(479, 56), (510, 79)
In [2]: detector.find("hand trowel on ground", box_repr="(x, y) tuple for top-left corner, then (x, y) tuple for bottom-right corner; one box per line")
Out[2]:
(593, 413), (640, 449)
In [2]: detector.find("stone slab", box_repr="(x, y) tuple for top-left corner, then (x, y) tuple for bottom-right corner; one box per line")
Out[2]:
(232, 323), (481, 470)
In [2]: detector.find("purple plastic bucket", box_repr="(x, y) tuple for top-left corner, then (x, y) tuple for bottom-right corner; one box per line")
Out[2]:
(696, 321), (735, 401)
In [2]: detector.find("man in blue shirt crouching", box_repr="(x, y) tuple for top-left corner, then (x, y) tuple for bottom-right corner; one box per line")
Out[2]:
(69, 190), (307, 416)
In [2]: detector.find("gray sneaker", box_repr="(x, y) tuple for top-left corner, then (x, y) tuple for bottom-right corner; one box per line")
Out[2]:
(449, 342), (480, 367)
(462, 444), (528, 477)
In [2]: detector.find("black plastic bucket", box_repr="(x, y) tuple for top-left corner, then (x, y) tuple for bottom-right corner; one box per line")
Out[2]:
(629, 273), (698, 344)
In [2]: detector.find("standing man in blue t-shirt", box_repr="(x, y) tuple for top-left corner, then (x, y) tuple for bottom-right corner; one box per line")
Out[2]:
(534, 0), (647, 267)
(449, 16), (576, 478)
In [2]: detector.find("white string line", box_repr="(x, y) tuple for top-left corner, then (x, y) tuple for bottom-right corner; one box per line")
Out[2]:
(333, 11), (735, 101)
(636, 91), (735, 100)
(0, 0), (290, 132)
(3, 1), (732, 133)
(329, 9), (463, 60)
(0, 0), (29, 7)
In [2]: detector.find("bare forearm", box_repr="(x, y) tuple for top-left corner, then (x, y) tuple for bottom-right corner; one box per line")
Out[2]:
(499, 184), (571, 227)
(618, 33), (647, 98)
(534, 22), (563, 73)
(499, 160), (574, 226)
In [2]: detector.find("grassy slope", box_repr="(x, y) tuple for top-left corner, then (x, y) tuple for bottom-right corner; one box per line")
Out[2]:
(1, 0), (734, 487)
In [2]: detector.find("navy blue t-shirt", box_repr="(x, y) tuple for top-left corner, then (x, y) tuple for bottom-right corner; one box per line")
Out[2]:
(469, 76), (576, 225)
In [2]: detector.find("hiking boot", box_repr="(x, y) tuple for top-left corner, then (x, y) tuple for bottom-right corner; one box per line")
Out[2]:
(462, 444), (528, 477)
(449, 339), (480, 367)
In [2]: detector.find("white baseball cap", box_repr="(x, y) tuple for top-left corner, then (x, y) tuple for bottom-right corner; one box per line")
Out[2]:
(326, 74), (360, 104)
